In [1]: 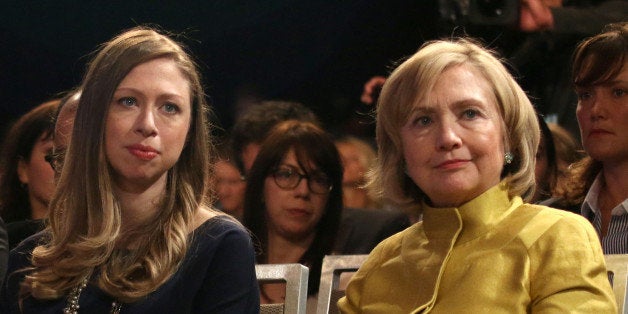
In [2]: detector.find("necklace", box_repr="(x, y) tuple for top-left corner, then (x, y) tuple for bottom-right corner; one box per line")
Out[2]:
(64, 277), (122, 314)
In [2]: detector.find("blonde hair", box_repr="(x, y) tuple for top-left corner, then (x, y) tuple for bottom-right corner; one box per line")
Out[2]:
(335, 136), (381, 209)
(25, 27), (214, 302)
(369, 39), (539, 210)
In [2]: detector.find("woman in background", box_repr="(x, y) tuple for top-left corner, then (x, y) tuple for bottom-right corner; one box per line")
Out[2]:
(335, 136), (380, 210)
(0, 100), (59, 224)
(563, 22), (628, 254)
(243, 120), (343, 312)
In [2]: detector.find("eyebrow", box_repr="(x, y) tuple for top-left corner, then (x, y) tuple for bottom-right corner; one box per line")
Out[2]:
(113, 87), (187, 101)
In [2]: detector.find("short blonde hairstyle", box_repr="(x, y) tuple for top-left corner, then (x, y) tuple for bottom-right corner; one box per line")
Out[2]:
(369, 39), (539, 209)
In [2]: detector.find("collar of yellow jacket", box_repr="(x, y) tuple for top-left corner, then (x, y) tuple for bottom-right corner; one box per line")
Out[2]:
(421, 182), (523, 244)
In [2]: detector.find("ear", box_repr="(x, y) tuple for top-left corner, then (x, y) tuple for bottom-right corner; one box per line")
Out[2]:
(17, 157), (30, 185)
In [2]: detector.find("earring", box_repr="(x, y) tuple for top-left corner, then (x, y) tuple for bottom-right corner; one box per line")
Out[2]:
(504, 152), (514, 165)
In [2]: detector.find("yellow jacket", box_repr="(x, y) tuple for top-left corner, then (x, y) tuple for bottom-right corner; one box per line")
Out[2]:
(338, 183), (616, 313)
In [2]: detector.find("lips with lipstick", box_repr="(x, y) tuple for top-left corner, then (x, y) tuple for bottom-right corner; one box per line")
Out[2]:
(436, 159), (469, 170)
(126, 144), (159, 160)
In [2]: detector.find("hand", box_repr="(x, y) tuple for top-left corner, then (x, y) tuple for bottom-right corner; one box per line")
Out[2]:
(360, 76), (387, 105)
(519, 0), (558, 32)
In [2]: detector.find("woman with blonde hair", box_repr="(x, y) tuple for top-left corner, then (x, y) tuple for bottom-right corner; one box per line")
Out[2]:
(1, 27), (259, 313)
(338, 38), (615, 313)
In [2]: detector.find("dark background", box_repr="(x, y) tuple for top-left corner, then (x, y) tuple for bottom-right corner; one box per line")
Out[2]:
(1, 1), (524, 139)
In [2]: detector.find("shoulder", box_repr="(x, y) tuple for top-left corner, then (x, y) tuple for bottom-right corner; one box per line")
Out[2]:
(192, 214), (250, 241)
(512, 203), (599, 250)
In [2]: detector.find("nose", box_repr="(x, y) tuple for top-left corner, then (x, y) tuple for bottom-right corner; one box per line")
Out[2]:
(436, 119), (462, 151)
(135, 107), (158, 137)
(293, 176), (311, 198)
(589, 95), (608, 121)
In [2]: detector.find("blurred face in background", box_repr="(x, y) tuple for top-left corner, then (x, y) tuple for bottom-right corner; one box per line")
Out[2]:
(336, 142), (367, 186)
(17, 132), (56, 219)
(214, 159), (246, 220)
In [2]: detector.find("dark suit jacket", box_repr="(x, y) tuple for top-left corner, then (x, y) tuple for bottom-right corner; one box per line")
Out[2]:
(334, 207), (411, 254)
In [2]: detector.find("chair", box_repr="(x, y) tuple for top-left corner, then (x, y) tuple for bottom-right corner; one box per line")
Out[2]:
(256, 263), (309, 314)
(316, 254), (369, 314)
(605, 254), (628, 313)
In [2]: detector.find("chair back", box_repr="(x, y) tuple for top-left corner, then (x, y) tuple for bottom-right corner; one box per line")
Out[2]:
(605, 254), (628, 313)
(256, 263), (309, 314)
(316, 254), (368, 314)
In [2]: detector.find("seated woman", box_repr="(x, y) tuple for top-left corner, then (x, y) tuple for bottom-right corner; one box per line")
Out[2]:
(1, 27), (259, 313)
(0, 99), (61, 249)
(563, 22), (628, 254)
(334, 136), (380, 210)
(0, 100), (59, 220)
(243, 120), (343, 311)
(338, 38), (615, 312)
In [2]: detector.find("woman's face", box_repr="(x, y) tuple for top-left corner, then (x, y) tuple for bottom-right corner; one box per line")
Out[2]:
(105, 57), (191, 191)
(336, 142), (366, 185)
(214, 160), (246, 218)
(400, 64), (505, 207)
(576, 62), (628, 164)
(263, 149), (329, 240)
(17, 132), (56, 216)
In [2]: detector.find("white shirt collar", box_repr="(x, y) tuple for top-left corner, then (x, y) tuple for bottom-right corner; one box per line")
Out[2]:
(581, 173), (628, 216)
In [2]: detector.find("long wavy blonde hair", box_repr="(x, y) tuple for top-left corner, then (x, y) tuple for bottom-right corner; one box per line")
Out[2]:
(23, 27), (213, 303)
(369, 39), (539, 211)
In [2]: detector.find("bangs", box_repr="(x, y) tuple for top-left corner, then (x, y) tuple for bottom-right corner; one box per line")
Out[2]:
(574, 30), (627, 87)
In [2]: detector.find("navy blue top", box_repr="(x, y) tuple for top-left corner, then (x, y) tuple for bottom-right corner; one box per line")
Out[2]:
(1, 215), (260, 313)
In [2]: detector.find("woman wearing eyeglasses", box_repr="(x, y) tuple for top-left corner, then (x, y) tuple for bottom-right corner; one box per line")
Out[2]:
(243, 120), (343, 311)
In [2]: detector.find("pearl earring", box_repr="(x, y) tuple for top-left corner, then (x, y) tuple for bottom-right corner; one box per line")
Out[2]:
(504, 152), (514, 165)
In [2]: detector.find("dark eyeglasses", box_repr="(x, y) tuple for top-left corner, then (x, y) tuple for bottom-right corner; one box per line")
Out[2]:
(44, 149), (65, 174)
(271, 165), (332, 194)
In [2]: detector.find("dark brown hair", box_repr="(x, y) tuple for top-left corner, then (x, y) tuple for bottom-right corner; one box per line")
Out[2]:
(243, 120), (342, 295)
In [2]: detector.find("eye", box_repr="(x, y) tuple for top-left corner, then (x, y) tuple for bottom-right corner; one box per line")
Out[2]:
(118, 97), (136, 107)
(412, 116), (432, 127)
(275, 169), (294, 179)
(576, 90), (592, 101)
(163, 103), (180, 114)
(462, 109), (479, 119)
(612, 88), (627, 98)
(311, 173), (330, 185)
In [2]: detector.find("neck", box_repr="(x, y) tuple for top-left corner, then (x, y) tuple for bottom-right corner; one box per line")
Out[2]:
(113, 174), (168, 231)
(266, 231), (315, 264)
(29, 196), (48, 220)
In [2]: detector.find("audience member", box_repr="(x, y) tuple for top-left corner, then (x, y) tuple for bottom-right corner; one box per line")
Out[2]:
(231, 100), (320, 175)
(338, 38), (615, 312)
(532, 114), (558, 203)
(334, 136), (380, 209)
(243, 120), (342, 311)
(4, 90), (81, 249)
(562, 22), (628, 254)
(0, 99), (59, 224)
(1, 27), (259, 313)
(231, 100), (410, 255)
(212, 140), (246, 221)
(548, 122), (585, 189)
(512, 0), (628, 137)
